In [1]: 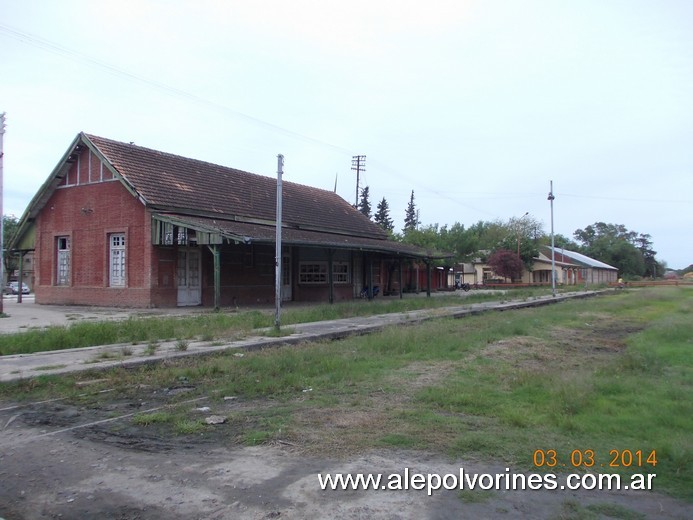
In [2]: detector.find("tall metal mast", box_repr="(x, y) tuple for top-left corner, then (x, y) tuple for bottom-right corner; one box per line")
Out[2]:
(274, 154), (284, 330)
(548, 180), (556, 297)
(0, 113), (6, 315)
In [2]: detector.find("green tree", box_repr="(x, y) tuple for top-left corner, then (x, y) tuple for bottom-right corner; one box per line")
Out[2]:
(373, 197), (394, 232)
(550, 233), (580, 250)
(3, 214), (20, 281)
(436, 222), (478, 263)
(403, 190), (418, 231)
(400, 224), (440, 251)
(634, 233), (661, 278)
(573, 222), (655, 278)
(358, 186), (371, 219)
(497, 214), (542, 270)
(400, 222), (478, 264)
(467, 220), (507, 252)
(466, 216), (543, 269)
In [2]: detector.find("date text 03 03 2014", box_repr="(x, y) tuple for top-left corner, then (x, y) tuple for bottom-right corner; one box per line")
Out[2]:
(533, 449), (658, 469)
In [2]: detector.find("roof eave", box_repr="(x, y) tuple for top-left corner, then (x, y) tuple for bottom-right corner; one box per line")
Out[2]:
(8, 133), (86, 251)
(82, 133), (148, 206)
(9, 133), (151, 251)
(151, 212), (435, 259)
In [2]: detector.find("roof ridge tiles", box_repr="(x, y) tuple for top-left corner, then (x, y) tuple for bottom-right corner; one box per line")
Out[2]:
(84, 133), (348, 195)
(82, 133), (387, 240)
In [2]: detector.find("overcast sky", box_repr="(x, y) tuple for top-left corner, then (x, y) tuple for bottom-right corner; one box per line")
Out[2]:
(1, 0), (691, 268)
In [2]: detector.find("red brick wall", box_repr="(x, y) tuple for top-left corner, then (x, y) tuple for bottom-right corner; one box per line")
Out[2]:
(34, 165), (153, 307)
(200, 243), (276, 306)
(292, 284), (354, 302)
(32, 154), (407, 308)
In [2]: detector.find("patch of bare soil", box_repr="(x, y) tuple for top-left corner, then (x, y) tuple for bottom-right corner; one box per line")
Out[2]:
(481, 317), (645, 372)
(287, 362), (457, 456)
(481, 336), (559, 371)
(1, 421), (689, 520)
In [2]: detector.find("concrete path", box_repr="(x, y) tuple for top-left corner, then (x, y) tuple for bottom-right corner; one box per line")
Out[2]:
(0, 291), (601, 383)
(0, 295), (203, 334)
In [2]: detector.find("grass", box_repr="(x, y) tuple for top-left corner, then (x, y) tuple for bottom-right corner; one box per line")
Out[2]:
(0, 312), (260, 356)
(144, 341), (160, 356)
(0, 287), (572, 356)
(264, 326), (296, 337)
(0, 286), (689, 501)
(558, 499), (646, 520)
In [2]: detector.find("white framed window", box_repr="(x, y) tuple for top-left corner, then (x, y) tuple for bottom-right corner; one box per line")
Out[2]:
(333, 262), (350, 284)
(298, 261), (350, 284)
(109, 234), (126, 287)
(299, 262), (327, 284)
(56, 236), (70, 286)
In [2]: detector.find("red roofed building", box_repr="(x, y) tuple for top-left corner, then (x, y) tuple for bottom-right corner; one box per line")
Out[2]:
(10, 133), (437, 308)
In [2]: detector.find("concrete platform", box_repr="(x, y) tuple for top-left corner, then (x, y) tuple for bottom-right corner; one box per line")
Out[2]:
(0, 291), (602, 383)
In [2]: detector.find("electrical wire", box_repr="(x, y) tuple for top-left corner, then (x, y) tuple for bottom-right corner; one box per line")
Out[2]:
(3, 23), (687, 221)
(0, 23), (355, 155)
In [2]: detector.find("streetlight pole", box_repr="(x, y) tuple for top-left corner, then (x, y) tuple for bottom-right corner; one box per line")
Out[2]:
(0, 113), (5, 315)
(548, 181), (556, 297)
(274, 154), (284, 331)
(516, 211), (529, 257)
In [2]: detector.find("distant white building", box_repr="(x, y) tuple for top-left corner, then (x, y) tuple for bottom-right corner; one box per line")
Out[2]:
(460, 247), (618, 286)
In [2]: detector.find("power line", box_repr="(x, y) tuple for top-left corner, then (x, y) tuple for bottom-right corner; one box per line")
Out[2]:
(0, 23), (355, 156)
(3, 23), (686, 223)
(0, 23), (497, 218)
(559, 193), (691, 204)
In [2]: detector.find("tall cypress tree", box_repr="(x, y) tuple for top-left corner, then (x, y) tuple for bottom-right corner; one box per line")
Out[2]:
(404, 190), (418, 231)
(373, 197), (394, 232)
(358, 186), (371, 219)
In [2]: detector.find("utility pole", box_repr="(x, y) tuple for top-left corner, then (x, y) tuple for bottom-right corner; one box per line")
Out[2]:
(351, 155), (366, 207)
(0, 113), (6, 315)
(275, 154), (284, 331)
(548, 180), (556, 297)
(516, 211), (529, 257)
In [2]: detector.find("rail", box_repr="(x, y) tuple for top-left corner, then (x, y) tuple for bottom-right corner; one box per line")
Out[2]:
(608, 280), (692, 288)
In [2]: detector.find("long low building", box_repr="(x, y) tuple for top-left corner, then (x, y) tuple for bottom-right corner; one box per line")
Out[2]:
(450, 247), (618, 287)
(540, 247), (619, 285)
(10, 133), (441, 308)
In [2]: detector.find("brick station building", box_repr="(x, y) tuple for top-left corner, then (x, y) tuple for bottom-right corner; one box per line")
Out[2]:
(10, 133), (442, 308)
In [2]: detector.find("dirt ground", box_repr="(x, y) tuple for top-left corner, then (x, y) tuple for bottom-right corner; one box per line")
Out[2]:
(0, 301), (690, 519)
(1, 391), (690, 520)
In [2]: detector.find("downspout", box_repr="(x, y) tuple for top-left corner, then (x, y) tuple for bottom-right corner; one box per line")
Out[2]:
(426, 260), (431, 297)
(209, 245), (220, 311)
(17, 252), (24, 304)
(368, 256), (374, 300)
(328, 249), (334, 304)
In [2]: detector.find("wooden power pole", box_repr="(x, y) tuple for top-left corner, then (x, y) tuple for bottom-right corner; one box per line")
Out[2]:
(351, 155), (366, 207)
(0, 113), (5, 315)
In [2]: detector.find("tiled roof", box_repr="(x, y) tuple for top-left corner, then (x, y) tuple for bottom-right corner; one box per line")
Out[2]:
(84, 133), (387, 240)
